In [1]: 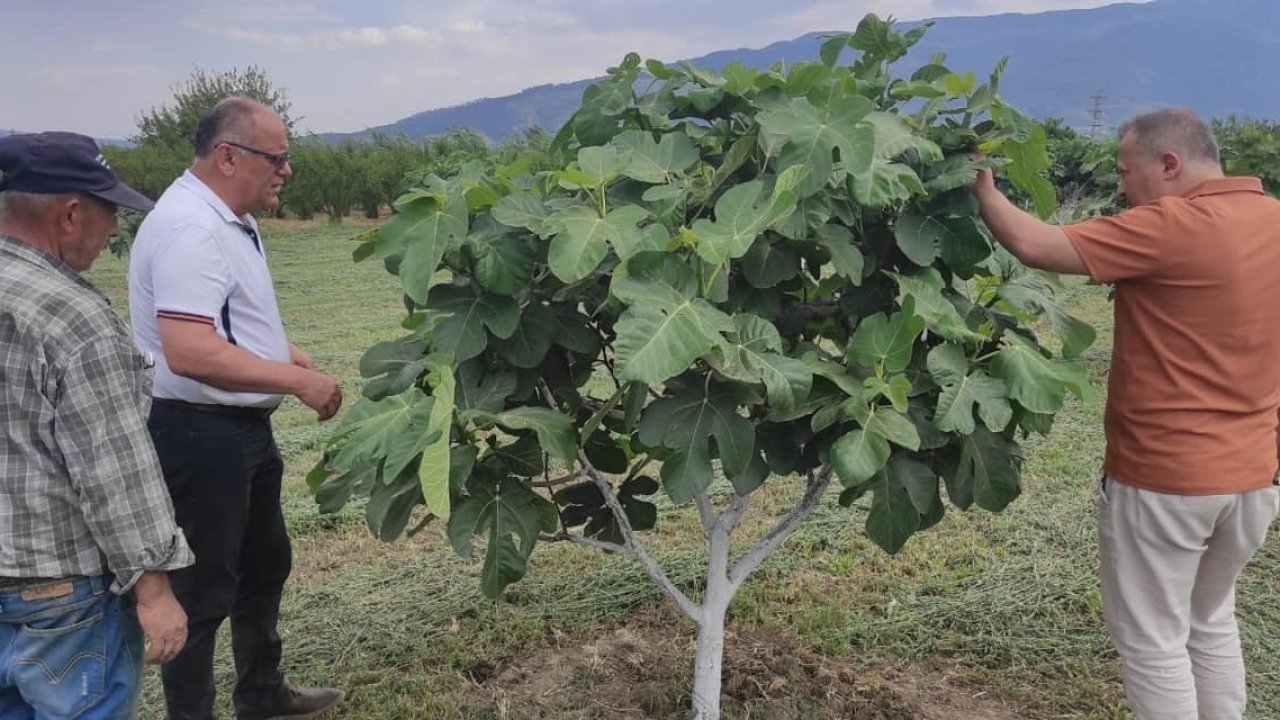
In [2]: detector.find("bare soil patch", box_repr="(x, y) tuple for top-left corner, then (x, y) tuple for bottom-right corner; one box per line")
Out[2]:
(472, 611), (1024, 719)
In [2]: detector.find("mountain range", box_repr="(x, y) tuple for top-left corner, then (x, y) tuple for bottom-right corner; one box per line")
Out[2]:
(319, 0), (1280, 144)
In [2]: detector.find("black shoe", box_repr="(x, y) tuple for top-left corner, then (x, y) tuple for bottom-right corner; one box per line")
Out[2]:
(235, 685), (344, 720)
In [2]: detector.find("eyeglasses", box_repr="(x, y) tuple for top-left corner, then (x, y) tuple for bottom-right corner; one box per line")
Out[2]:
(222, 141), (290, 170)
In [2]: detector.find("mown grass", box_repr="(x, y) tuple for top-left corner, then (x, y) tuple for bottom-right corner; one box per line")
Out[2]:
(89, 221), (1280, 719)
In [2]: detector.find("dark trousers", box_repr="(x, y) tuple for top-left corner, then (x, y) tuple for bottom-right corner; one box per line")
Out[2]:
(149, 402), (292, 720)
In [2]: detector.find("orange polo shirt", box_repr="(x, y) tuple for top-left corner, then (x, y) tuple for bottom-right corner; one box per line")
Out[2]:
(1063, 177), (1280, 495)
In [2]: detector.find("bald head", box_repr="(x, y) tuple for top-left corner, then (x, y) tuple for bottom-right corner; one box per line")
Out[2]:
(189, 96), (291, 216)
(1114, 108), (1226, 206)
(1118, 109), (1221, 166)
(194, 97), (273, 158)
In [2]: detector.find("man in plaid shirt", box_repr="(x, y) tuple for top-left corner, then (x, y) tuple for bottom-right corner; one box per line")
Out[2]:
(0, 131), (194, 718)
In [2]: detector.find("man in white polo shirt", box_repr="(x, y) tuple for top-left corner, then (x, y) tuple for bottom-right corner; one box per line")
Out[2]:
(129, 97), (343, 720)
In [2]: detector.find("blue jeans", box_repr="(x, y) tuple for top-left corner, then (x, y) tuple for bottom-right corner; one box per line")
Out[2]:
(0, 576), (143, 720)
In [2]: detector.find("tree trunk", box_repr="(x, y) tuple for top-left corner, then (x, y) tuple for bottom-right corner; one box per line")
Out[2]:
(690, 595), (730, 719)
(689, 510), (734, 719)
(564, 467), (831, 720)
(684, 471), (832, 719)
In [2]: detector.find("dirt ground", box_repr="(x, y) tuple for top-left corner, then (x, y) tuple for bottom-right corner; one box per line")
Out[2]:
(470, 615), (1023, 719)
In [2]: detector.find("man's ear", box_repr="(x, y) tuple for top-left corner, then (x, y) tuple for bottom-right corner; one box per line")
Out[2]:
(214, 145), (238, 177)
(55, 195), (82, 233)
(1161, 150), (1183, 180)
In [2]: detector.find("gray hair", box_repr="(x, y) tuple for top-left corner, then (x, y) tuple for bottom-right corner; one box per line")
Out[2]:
(0, 190), (58, 224)
(1118, 108), (1220, 165)
(194, 96), (266, 158)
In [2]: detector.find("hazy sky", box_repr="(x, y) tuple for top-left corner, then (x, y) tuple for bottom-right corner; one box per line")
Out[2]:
(1, 0), (1145, 138)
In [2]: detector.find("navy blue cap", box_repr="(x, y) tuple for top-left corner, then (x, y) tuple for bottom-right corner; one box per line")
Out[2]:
(0, 131), (154, 212)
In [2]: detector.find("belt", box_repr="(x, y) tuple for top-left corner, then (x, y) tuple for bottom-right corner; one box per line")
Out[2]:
(0, 576), (59, 591)
(152, 397), (277, 420)
(0, 575), (92, 592)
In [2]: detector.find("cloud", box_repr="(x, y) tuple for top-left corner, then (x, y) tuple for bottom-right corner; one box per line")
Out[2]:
(191, 22), (446, 48)
(185, 2), (705, 133)
(199, 0), (344, 27)
(35, 63), (164, 85)
(770, 0), (1145, 37)
(331, 25), (442, 46)
(450, 19), (487, 34)
(9, 63), (177, 138)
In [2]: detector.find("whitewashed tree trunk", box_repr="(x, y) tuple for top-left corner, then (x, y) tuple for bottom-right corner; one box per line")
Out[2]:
(547, 451), (835, 720)
(689, 507), (734, 719)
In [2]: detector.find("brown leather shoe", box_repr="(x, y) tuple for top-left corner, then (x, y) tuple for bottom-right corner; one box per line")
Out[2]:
(236, 685), (344, 720)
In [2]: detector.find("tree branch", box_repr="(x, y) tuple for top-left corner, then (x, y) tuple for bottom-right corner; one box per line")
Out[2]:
(537, 380), (700, 620)
(537, 381), (560, 410)
(577, 448), (700, 619)
(622, 456), (654, 485)
(695, 495), (716, 538)
(719, 492), (750, 534)
(540, 532), (630, 556)
(728, 467), (834, 590)
(532, 473), (579, 489)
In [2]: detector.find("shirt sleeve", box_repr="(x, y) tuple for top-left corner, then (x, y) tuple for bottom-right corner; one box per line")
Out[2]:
(53, 332), (195, 593)
(1062, 202), (1172, 283)
(151, 224), (233, 325)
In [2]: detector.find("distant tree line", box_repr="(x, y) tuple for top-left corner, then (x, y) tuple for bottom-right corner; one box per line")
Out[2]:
(274, 127), (550, 222)
(1213, 116), (1280, 195)
(1033, 115), (1279, 222)
(103, 66), (550, 227)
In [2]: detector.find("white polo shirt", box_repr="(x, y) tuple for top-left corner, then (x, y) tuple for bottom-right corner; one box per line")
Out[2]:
(129, 170), (290, 408)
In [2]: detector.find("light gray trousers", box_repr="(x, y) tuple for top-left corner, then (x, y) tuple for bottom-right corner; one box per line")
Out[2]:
(1098, 476), (1280, 720)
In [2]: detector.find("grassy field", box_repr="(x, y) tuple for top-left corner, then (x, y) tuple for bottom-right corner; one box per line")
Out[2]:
(88, 219), (1280, 719)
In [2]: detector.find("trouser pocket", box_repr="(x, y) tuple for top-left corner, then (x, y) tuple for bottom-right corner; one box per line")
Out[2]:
(12, 592), (109, 718)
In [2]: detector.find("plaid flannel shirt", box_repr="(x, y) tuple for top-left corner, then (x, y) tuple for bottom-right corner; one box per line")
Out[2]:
(0, 234), (193, 593)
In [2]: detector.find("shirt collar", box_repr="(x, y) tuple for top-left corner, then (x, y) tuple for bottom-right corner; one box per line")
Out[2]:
(1184, 177), (1265, 200)
(176, 170), (259, 231)
(0, 234), (110, 302)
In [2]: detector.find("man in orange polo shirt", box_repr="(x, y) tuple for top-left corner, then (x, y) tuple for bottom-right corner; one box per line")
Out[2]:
(972, 108), (1280, 720)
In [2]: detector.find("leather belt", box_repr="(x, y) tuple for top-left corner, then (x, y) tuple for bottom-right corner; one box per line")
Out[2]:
(152, 397), (277, 420)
